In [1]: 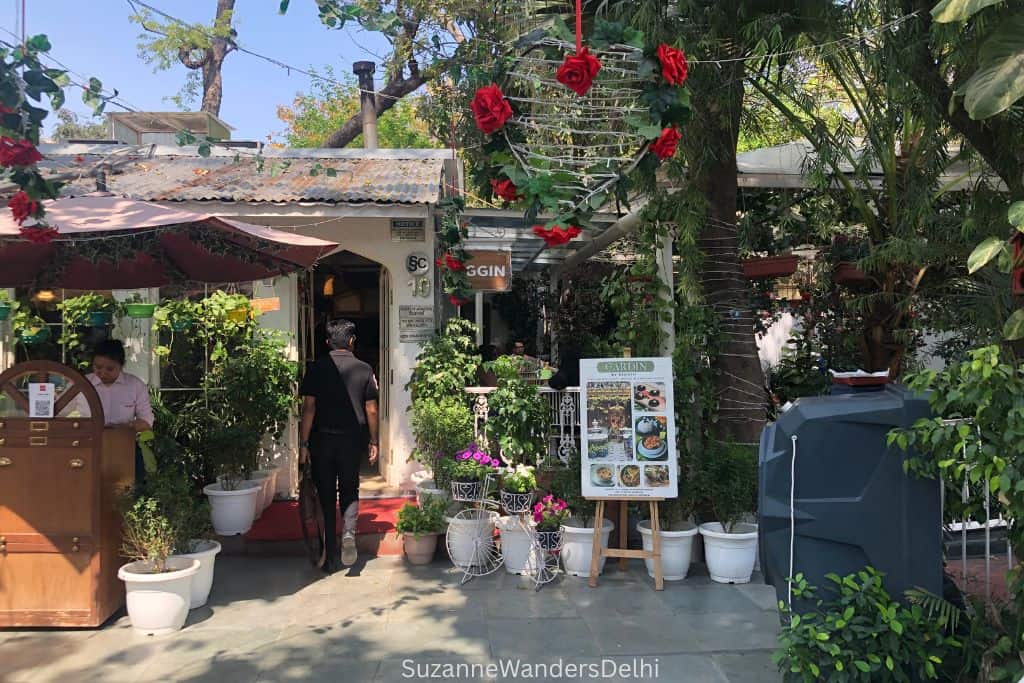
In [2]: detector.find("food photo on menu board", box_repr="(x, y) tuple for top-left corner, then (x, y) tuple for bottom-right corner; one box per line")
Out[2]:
(579, 358), (678, 499)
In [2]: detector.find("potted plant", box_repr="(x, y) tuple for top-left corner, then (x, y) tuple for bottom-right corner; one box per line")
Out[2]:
(741, 254), (800, 279)
(117, 496), (200, 635)
(59, 292), (117, 328)
(533, 494), (569, 550)
(448, 443), (501, 501)
(395, 497), (447, 565)
(638, 483), (699, 581)
(12, 307), (50, 346)
(120, 293), (158, 319)
(548, 456), (615, 577)
(0, 290), (12, 321)
(408, 395), (473, 501)
(500, 463), (536, 514)
(697, 442), (760, 584)
(201, 423), (262, 535)
(138, 455), (220, 610)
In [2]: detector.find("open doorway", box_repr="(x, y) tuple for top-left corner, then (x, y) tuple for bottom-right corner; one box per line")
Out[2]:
(303, 251), (398, 496)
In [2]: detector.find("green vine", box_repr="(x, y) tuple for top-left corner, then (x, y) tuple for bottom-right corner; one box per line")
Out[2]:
(435, 196), (473, 304)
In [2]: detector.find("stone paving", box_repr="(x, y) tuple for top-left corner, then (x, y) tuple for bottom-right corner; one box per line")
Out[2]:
(0, 555), (782, 683)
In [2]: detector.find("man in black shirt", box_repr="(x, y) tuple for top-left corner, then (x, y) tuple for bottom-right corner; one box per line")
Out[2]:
(299, 319), (380, 572)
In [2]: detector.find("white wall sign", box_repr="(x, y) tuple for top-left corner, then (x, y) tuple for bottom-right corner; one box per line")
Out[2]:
(391, 218), (426, 242)
(398, 305), (434, 343)
(579, 357), (678, 499)
(29, 382), (55, 418)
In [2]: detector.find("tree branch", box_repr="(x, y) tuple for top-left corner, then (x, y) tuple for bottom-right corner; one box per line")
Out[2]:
(177, 46), (210, 71)
(322, 67), (437, 148)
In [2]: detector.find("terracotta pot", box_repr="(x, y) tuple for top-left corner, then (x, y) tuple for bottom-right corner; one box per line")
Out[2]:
(403, 532), (440, 565)
(741, 255), (799, 279)
(834, 261), (869, 285)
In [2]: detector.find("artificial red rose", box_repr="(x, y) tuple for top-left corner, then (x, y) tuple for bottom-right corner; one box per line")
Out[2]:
(532, 224), (582, 248)
(0, 137), (43, 167)
(470, 84), (513, 135)
(0, 104), (13, 114)
(490, 178), (522, 203)
(18, 226), (59, 244)
(448, 294), (469, 306)
(556, 47), (602, 96)
(444, 253), (466, 271)
(656, 44), (688, 86)
(8, 190), (39, 225)
(651, 125), (682, 160)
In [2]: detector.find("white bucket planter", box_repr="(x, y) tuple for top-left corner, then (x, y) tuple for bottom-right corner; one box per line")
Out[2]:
(118, 557), (200, 635)
(177, 539), (222, 609)
(560, 518), (614, 577)
(699, 522), (759, 584)
(445, 510), (497, 568)
(410, 469), (433, 487)
(246, 472), (272, 516)
(203, 481), (261, 535)
(497, 516), (535, 575)
(415, 479), (446, 506)
(637, 520), (698, 581)
(252, 468), (278, 511)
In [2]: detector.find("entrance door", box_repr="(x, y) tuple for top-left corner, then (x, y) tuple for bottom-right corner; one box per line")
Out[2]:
(378, 268), (391, 476)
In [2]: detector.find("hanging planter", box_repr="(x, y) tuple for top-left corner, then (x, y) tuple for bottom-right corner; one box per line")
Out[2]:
(170, 316), (193, 332)
(226, 307), (249, 323)
(0, 303), (10, 321)
(19, 325), (50, 345)
(124, 303), (157, 319)
(741, 255), (799, 279)
(88, 310), (112, 327)
(833, 262), (869, 285)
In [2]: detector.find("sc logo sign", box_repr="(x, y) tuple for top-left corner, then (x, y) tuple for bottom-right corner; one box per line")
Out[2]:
(405, 252), (430, 275)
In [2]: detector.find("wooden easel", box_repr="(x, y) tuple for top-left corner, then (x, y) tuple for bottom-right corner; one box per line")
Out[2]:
(587, 497), (665, 590)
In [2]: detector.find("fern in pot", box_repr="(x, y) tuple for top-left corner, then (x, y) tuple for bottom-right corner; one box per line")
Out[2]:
(117, 496), (200, 635)
(396, 497), (447, 565)
(697, 441), (759, 584)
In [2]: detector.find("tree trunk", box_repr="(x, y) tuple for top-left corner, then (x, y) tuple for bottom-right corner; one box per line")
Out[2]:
(199, 0), (236, 117)
(323, 71), (428, 148)
(687, 59), (766, 445)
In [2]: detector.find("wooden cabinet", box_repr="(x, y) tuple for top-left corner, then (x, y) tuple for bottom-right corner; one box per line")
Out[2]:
(0, 361), (135, 627)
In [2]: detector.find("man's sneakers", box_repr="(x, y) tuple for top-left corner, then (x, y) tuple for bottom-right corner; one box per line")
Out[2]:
(341, 532), (357, 566)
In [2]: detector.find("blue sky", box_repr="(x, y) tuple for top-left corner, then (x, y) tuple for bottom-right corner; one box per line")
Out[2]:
(0, 1), (391, 140)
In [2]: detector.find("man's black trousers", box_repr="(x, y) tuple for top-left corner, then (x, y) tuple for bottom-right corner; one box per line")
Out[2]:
(310, 431), (364, 560)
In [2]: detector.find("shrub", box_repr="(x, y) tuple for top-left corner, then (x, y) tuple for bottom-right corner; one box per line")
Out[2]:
(484, 355), (548, 465)
(409, 396), (474, 470)
(136, 463), (211, 554)
(696, 441), (758, 532)
(120, 497), (176, 573)
(395, 498), (447, 538)
(406, 318), (480, 402)
(774, 568), (960, 682)
(502, 464), (536, 493)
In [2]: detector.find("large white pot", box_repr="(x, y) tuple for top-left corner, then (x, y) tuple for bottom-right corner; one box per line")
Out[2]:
(497, 516), (535, 575)
(445, 510), (498, 568)
(415, 479), (446, 506)
(118, 557), (200, 635)
(246, 472), (272, 516)
(637, 520), (698, 581)
(203, 481), (261, 535)
(252, 468), (279, 511)
(699, 522), (759, 584)
(410, 469), (433, 487)
(560, 518), (614, 577)
(177, 539), (222, 609)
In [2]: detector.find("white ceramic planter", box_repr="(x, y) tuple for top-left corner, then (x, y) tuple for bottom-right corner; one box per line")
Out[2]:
(410, 469), (433, 487)
(177, 539), (222, 609)
(497, 516), (535, 575)
(637, 520), (698, 581)
(203, 481), (261, 535)
(118, 557), (200, 635)
(246, 472), (272, 516)
(699, 522), (759, 584)
(252, 468), (278, 511)
(403, 532), (440, 565)
(560, 518), (614, 577)
(445, 511), (498, 568)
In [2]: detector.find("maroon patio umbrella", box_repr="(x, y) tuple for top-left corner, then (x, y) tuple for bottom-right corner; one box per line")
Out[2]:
(0, 194), (338, 289)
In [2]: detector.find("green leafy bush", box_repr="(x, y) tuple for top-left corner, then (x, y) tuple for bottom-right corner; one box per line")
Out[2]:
(406, 318), (480, 402)
(120, 497), (176, 573)
(485, 355), (548, 465)
(774, 568), (960, 682)
(409, 396), (474, 466)
(502, 464), (536, 493)
(136, 462), (211, 553)
(696, 441), (758, 532)
(395, 498), (447, 538)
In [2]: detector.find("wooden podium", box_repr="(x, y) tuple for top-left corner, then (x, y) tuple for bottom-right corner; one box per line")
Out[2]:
(0, 361), (136, 627)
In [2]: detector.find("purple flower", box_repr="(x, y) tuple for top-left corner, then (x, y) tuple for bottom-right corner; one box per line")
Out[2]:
(472, 452), (482, 462)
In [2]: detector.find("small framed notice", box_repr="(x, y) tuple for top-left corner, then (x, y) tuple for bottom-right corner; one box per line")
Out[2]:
(579, 357), (678, 499)
(390, 218), (426, 242)
(29, 382), (55, 418)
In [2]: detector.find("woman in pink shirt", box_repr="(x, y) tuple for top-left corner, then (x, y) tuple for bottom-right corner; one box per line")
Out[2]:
(88, 340), (154, 482)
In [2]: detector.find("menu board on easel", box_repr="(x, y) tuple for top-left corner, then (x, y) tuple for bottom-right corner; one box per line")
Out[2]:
(579, 357), (677, 499)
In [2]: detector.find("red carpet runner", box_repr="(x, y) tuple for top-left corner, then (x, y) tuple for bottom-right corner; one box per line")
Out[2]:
(246, 497), (413, 541)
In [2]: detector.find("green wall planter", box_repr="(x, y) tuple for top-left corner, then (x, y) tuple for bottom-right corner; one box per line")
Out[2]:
(0, 304), (10, 321)
(124, 303), (157, 319)
(20, 326), (51, 345)
(88, 311), (113, 327)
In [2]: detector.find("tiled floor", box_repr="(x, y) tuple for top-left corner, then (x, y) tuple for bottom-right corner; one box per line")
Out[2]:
(0, 556), (782, 682)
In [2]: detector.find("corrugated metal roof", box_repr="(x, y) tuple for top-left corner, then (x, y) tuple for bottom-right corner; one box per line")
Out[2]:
(40, 153), (445, 205)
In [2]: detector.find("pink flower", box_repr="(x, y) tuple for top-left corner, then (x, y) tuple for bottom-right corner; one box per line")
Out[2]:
(472, 452), (482, 461)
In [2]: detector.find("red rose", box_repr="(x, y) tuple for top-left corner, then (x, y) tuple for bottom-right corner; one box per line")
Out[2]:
(444, 253), (466, 271)
(656, 44), (688, 86)
(18, 226), (59, 244)
(532, 224), (582, 248)
(490, 178), (522, 203)
(556, 47), (602, 96)
(8, 190), (39, 225)
(0, 137), (43, 167)
(650, 125), (682, 160)
(0, 104), (13, 114)
(470, 84), (513, 135)
(448, 294), (469, 306)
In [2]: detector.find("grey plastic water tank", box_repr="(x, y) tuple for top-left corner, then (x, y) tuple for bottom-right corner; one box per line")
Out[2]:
(758, 384), (941, 606)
